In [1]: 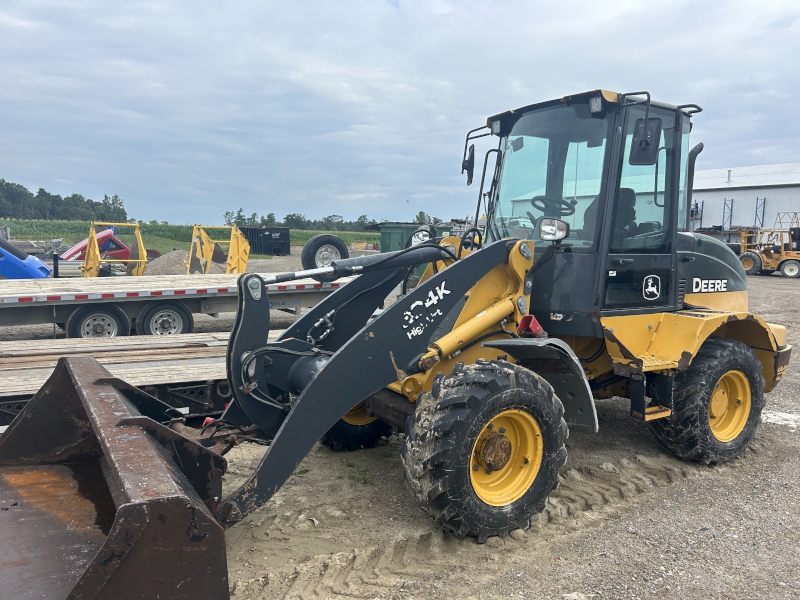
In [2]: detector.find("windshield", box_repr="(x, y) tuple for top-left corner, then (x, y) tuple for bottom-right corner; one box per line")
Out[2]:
(489, 102), (613, 249)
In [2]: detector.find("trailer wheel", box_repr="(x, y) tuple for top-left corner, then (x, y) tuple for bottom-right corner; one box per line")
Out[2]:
(649, 337), (764, 464)
(320, 402), (391, 451)
(66, 304), (130, 338)
(301, 234), (349, 283)
(402, 361), (567, 542)
(739, 252), (762, 275)
(779, 260), (800, 278)
(136, 301), (194, 335)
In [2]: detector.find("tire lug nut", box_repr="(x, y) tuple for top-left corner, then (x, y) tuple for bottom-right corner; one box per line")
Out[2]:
(487, 424), (494, 430)
(473, 464), (480, 471)
(523, 456), (529, 465)
(485, 470), (492, 475)
(498, 427), (506, 434)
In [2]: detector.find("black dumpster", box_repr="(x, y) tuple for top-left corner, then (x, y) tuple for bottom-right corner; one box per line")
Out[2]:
(240, 227), (291, 256)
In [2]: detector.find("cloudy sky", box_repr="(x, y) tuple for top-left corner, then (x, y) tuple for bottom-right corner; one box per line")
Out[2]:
(2, 1), (799, 224)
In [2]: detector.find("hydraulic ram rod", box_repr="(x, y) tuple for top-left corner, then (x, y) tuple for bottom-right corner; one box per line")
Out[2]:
(262, 244), (453, 284)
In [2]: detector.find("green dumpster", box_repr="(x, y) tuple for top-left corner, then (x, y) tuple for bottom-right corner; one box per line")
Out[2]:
(377, 222), (422, 253)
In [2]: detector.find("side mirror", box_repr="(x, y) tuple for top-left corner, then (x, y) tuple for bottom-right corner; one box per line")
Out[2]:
(629, 117), (663, 165)
(538, 218), (569, 242)
(462, 144), (475, 186)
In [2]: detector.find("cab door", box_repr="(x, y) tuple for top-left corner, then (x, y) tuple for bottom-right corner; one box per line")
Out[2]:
(600, 105), (681, 314)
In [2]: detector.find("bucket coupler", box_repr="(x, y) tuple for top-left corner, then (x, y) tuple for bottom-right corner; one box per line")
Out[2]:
(218, 239), (514, 525)
(0, 357), (233, 600)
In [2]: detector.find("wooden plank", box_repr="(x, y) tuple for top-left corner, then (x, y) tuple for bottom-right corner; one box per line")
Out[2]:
(0, 330), (285, 397)
(0, 332), (232, 357)
(0, 359), (229, 397)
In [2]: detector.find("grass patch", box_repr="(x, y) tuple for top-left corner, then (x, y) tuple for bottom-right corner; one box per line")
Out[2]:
(290, 230), (380, 246)
(345, 458), (371, 484)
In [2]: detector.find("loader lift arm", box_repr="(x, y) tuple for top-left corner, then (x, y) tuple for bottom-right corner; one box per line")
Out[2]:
(218, 239), (515, 524)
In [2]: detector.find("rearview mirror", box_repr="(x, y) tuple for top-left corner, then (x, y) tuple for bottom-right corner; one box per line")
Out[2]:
(462, 144), (475, 186)
(629, 117), (663, 165)
(539, 218), (569, 242)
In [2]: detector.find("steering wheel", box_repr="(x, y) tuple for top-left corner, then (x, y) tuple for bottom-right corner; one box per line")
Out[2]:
(530, 195), (577, 217)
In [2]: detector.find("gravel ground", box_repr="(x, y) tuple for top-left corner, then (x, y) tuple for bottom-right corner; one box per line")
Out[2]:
(220, 275), (800, 600)
(1, 258), (798, 599)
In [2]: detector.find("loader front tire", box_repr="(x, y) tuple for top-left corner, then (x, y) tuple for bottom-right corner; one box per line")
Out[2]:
(320, 402), (391, 451)
(649, 337), (765, 464)
(402, 361), (567, 543)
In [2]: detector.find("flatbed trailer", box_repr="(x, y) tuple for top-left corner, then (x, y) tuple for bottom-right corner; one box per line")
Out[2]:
(0, 272), (349, 337)
(0, 331), (284, 426)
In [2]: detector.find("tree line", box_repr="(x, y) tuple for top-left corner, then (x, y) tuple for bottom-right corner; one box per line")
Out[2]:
(223, 209), (445, 230)
(0, 179), (127, 222)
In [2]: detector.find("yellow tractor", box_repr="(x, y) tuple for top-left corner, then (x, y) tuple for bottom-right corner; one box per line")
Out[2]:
(0, 90), (790, 598)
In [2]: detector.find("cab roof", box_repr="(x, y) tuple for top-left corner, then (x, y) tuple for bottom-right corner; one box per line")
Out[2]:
(485, 89), (695, 130)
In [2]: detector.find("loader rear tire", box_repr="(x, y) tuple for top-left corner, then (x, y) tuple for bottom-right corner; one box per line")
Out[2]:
(402, 360), (567, 543)
(320, 402), (391, 451)
(739, 252), (762, 275)
(649, 337), (764, 464)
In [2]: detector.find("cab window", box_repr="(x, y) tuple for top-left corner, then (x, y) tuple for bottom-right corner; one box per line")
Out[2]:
(609, 107), (677, 254)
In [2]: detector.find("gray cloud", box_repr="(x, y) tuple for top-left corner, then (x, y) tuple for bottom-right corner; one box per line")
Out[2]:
(1, 0), (799, 223)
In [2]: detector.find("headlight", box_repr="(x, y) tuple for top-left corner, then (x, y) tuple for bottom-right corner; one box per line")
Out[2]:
(589, 95), (603, 114)
(491, 120), (501, 135)
(538, 218), (570, 241)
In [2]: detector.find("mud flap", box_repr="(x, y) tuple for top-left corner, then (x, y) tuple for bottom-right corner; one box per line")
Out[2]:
(0, 357), (229, 600)
(484, 338), (599, 432)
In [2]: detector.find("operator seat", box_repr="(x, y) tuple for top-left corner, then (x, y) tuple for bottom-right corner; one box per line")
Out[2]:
(582, 187), (638, 234)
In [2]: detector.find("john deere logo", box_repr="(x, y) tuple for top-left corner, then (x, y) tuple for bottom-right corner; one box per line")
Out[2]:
(643, 275), (661, 301)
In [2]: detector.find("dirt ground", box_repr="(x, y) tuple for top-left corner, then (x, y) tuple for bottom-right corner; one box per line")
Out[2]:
(219, 274), (800, 600)
(2, 254), (798, 599)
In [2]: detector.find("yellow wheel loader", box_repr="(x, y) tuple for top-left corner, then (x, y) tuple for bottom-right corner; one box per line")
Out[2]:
(0, 90), (790, 598)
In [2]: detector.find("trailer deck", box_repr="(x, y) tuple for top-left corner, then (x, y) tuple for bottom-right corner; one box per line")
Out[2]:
(0, 272), (350, 334)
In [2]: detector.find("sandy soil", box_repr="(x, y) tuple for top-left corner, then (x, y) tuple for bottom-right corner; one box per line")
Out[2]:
(220, 275), (800, 600)
(2, 253), (798, 599)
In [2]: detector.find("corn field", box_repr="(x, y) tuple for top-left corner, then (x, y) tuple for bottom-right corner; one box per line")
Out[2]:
(0, 219), (380, 246)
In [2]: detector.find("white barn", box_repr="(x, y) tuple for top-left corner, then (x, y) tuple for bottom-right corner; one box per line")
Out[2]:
(691, 162), (800, 230)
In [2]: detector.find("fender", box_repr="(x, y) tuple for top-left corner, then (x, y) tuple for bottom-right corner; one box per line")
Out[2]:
(484, 338), (598, 432)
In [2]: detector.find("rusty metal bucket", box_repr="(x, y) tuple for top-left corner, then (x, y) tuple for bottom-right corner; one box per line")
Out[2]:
(0, 357), (229, 599)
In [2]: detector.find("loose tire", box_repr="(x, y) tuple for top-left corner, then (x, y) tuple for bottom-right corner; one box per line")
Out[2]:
(301, 234), (349, 283)
(739, 252), (762, 275)
(320, 402), (391, 451)
(649, 337), (765, 464)
(780, 260), (800, 278)
(66, 304), (131, 338)
(136, 301), (194, 335)
(402, 360), (567, 542)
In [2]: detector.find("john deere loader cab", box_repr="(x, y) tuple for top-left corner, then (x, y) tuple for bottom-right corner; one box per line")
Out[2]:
(482, 90), (705, 334)
(0, 90), (791, 598)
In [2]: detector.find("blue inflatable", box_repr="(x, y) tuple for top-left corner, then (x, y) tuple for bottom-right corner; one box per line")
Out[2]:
(0, 238), (52, 279)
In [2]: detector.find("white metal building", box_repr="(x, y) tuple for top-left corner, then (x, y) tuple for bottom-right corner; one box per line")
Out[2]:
(691, 162), (800, 230)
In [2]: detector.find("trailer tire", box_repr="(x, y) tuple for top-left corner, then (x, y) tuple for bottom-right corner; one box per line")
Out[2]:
(136, 301), (194, 335)
(779, 260), (800, 278)
(301, 234), (349, 283)
(402, 361), (567, 542)
(320, 402), (391, 451)
(66, 304), (131, 338)
(739, 252), (762, 275)
(649, 337), (764, 465)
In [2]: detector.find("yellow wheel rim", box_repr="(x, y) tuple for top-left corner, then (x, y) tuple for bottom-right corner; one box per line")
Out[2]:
(741, 257), (753, 270)
(470, 409), (543, 506)
(709, 370), (751, 442)
(342, 402), (377, 426)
